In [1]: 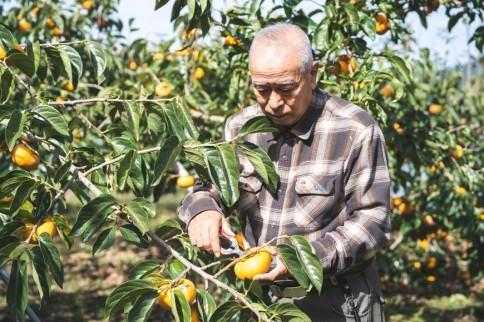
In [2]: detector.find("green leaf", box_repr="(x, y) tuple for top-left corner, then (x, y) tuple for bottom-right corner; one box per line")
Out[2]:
(166, 260), (186, 280)
(9, 179), (37, 217)
(117, 150), (137, 190)
(126, 102), (143, 142)
(0, 170), (31, 194)
(30, 246), (51, 302)
(34, 186), (52, 221)
(112, 135), (137, 154)
(268, 302), (311, 322)
(155, 0), (170, 10)
(120, 224), (149, 248)
(171, 0), (185, 21)
(0, 68), (14, 104)
(184, 146), (211, 184)
(172, 289), (192, 322)
(196, 289), (216, 322)
(360, 14), (376, 38)
(205, 144), (240, 207)
(62, 45), (83, 86)
(86, 41), (107, 84)
(7, 51), (35, 76)
(152, 136), (181, 187)
(218, 143), (240, 203)
(71, 194), (117, 241)
(53, 160), (72, 183)
(128, 260), (160, 280)
(237, 116), (280, 137)
(155, 219), (183, 239)
(290, 236), (323, 293)
(44, 46), (70, 80)
(209, 301), (241, 322)
(0, 222), (24, 237)
(276, 244), (310, 289)
(124, 199), (152, 234)
(239, 142), (279, 194)
(383, 53), (413, 84)
(127, 290), (158, 322)
(0, 236), (21, 259)
(7, 260), (28, 322)
(187, 0), (197, 21)
(163, 101), (199, 140)
(28, 41), (41, 74)
(33, 105), (70, 136)
(147, 112), (165, 135)
(5, 110), (26, 151)
(38, 233), (64, 288)
(343, 4), (359, 30)
(0, 24), (17, 47)
(92, 226), (116, 256)
(200, 0), (209, 14)
(105, 279), (155, 317)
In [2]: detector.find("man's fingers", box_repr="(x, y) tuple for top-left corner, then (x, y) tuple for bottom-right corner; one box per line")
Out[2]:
(253, 263), (285, 282)
(220, 217), (235, 237)
(209, 224), (221, 257)
(253, 269), (278, 282)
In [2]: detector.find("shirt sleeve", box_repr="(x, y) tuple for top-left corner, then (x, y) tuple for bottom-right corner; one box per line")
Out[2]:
(311, 124), (391, 274)
(176, 115), (236, 226)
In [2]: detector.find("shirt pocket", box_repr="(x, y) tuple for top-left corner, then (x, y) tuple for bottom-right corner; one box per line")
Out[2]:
(294, 175), (336, 228)
(238, 173), (263, 214)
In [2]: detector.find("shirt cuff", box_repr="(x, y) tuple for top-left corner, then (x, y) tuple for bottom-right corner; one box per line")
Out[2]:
(183, 198), (223, 227)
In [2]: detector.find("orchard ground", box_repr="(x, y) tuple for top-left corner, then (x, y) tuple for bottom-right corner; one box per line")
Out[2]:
(0, 192), (482, 322)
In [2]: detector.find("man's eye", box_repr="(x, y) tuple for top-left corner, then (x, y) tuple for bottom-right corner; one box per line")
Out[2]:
(256, 87), (270, 94)
(278, 87), (295, 94)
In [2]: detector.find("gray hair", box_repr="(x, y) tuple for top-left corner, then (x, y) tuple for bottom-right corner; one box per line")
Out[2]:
(248, 23), (314, 74)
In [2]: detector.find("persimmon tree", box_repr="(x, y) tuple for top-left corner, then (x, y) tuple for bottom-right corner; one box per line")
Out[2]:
(0, 0), (482, 321)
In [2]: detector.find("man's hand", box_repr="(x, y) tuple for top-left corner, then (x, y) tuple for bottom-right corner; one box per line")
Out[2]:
(253, 247), (289, 282)
(187, 210), (234, 257)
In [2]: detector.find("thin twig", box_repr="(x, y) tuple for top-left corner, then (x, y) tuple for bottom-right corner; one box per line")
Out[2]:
(169, 266), (192, 286)
(81, 146), (160, 177)
(39, 40), (89, 47)
(77, 113), (112, 143)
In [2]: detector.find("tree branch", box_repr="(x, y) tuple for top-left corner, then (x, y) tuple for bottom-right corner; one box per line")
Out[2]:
(148, 232), (269, 322)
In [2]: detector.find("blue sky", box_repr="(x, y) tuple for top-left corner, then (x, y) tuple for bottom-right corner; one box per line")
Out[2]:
(118, 1), (480, 68)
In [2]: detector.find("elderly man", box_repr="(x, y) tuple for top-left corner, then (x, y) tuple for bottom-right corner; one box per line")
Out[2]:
(178, 23), (390, 321)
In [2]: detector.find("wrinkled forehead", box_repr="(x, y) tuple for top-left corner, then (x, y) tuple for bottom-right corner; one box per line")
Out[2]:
(249, 46), (302, 84)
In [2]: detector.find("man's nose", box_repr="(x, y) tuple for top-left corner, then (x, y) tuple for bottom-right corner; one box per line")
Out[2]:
(268, 90), (283, 110)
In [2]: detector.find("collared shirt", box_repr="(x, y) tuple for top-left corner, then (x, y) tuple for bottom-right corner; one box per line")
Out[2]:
(177, 89), (391, 274)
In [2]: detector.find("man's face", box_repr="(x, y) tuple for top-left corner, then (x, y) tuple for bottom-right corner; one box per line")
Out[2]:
(249, 47), (318, 127)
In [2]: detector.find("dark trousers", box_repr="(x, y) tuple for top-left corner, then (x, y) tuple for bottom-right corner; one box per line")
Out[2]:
(267, 262), (386, 322)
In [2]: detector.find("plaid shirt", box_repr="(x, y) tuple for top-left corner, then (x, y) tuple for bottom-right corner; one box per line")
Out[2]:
(177, 89), (391, 274)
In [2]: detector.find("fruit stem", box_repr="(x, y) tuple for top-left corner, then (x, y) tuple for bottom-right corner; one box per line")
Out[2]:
(169, 266), (191, 287)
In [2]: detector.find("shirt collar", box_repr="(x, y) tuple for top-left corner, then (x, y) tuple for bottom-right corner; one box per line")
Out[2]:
(287, 88), (327, 140)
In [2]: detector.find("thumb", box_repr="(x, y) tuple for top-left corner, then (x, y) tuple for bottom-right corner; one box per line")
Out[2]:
(220, 217), (235, 237)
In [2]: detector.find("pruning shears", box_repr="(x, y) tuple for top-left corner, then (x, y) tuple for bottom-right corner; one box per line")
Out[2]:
(219, 228), (244, 257)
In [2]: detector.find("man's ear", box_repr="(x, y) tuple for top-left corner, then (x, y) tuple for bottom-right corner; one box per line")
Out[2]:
(310, 61), (319, 89)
